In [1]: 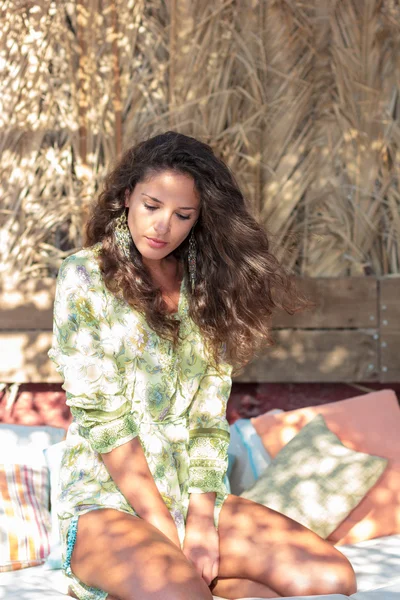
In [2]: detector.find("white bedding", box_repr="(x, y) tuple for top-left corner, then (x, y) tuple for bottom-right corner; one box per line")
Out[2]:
(0, 564), (67, 599)
(338, 534), (400, 593)
(1, 534), (399, 600)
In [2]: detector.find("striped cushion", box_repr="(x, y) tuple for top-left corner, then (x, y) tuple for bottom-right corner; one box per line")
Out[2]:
(0, 464), (51, 572)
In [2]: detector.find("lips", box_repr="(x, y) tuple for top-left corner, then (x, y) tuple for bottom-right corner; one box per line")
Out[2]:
(146, 237), (168, 248)
(147, 237), (167, 243)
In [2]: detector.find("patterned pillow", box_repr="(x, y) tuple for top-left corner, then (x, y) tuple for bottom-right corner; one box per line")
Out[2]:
(241, 414), (388, 539)
(0, 464), (51, 571)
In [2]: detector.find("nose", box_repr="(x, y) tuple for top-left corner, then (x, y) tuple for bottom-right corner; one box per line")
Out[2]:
(153, 214), (171, 235)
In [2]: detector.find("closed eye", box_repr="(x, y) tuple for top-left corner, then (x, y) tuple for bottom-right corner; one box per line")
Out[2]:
(144, 203), (190, 220)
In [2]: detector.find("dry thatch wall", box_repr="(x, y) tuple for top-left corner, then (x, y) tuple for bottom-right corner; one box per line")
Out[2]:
(1, 0), (400, 284)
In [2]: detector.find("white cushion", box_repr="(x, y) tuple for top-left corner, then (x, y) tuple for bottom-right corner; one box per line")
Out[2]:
(0, 563), (67, 599)
(43, 441), (65, 568)
(0, 564), (351, 600)
(351, 578), (400, 599)
(339, 534), (400, 592)
(0, 424), (65, 467)
(3, 538), (400, 600)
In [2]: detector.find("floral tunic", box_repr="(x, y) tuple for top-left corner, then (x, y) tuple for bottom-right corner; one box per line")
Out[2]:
(48, 244), (233, 552)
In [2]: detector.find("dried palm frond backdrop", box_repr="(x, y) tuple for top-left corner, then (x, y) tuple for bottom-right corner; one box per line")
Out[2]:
(1, 0), (400, 285)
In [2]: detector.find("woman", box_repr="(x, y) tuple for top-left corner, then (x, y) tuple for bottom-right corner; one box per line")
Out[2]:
(49, 131), (356, 600)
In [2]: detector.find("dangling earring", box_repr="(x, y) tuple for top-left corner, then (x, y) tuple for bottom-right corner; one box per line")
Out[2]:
(188, 228), (197, 292)
(114, 211), (131, 258)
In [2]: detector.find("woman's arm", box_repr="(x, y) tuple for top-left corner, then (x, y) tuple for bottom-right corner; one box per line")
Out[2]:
(184, 491), (219, 586)
(187, 491), (216, 524)
(101, 437), (181, 547)
(183, 362), (233, 584)
(48, 256), (180, 546)
(186, 362), (232, 500)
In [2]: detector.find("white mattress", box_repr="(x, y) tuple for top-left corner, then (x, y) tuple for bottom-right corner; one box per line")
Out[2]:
(1, 535), (399, 600)
(338, 534), (400, 593)
(0, 564), (67, 599)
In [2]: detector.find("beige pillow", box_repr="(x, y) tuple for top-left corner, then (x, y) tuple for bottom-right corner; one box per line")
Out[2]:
(241, 414), (388, 539)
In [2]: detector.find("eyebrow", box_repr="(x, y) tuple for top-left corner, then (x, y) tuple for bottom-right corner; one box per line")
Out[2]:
(141, 193), (197, 211)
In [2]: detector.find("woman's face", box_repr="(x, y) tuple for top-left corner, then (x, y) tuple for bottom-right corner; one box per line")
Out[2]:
(124, 170), (200, 264)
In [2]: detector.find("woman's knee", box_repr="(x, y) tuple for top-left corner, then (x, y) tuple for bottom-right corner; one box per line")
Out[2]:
(69, 509), (213, 600)
(320, 554), (357, 597)
(284, 553), (357, 598)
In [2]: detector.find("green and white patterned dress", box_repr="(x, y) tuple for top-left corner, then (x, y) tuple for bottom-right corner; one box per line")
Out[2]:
(48, 244), (232, 557)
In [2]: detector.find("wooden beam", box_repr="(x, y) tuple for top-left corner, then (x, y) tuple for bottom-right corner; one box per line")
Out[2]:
(379, 332), (400, 383)
(0, 277), (379, 331)
(0, 332), (61, 383)
(379, 277), (400, 382)
(379, 277), (400, 330)
(0, 279), (55, 330)
(1, 277), (397, 384)
(234, 329), (379, 383)
(1, 328), (376, 385)
(273, 277), (378, 329)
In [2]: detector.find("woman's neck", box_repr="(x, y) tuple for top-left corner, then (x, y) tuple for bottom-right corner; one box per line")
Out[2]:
(145, 257), (183, 314)
(143, 255), (179, 282)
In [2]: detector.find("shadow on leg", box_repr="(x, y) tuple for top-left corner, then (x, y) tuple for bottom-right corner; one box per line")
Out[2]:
(68, 508), (213, 600)
(212, 577), (281, 599)
(217, 495), (357, 598)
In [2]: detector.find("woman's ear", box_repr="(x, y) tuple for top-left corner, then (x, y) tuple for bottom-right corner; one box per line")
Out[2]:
(124, 190), (130, 208)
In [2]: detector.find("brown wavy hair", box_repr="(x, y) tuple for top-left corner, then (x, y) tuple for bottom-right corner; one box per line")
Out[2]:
(85, 131), (313, 376)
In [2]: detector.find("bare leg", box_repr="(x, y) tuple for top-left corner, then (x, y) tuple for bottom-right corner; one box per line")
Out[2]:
(215, 495), (357, 598)
(69, 508), (213, 600)
(212, 577), (281, 598)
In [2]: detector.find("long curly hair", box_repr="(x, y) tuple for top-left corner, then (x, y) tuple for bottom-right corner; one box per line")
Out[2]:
(85, 131), (313, 376)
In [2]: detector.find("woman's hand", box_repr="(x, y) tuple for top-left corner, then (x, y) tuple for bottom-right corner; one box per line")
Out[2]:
(147, 511), (181, 549)
(183, 514), (220, 586)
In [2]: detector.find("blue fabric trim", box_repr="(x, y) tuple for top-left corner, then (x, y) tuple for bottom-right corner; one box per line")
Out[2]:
(227, 451), (235, 478)
(63, 515), (79, 576)
(232, 419), (271, 479)
(223, 473), (231, 493)
(63, 515), (108, 599)
(232, 421), (257, 478)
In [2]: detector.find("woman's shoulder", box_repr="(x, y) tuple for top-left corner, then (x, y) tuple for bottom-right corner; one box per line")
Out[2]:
(59, 243), (102, 276)
(56, 244), (105, 294)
